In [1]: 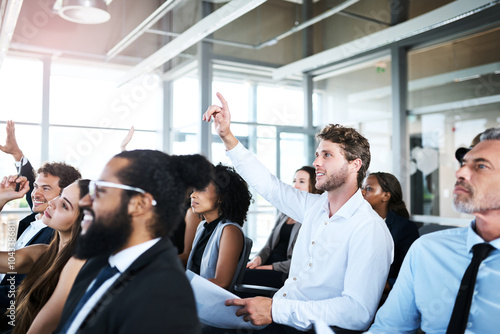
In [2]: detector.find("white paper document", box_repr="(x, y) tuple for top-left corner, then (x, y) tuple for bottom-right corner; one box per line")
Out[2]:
(313, 319), (335, 334)
(186, 270), (266, 330)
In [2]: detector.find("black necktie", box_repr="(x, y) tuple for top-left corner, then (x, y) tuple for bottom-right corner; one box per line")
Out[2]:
(446, 243), (494, 334)
(60, 264), (119, 333)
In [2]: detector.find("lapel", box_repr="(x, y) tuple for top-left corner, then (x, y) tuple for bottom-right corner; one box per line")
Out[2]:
(78, 237), (173, 330)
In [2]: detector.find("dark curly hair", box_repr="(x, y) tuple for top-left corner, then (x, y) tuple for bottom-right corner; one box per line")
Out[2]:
(114, 150), (213, 238)
(37, 162), (81, 190)
(370, 172), (410, 219)
(212, 163), (252, 226)
(316, 124), (370, 188)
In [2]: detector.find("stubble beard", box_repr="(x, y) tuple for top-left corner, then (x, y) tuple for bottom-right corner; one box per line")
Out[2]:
(317, 163), (349, 192)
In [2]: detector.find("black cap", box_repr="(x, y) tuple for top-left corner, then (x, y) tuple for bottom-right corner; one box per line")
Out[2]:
(455, 147), (471, 163)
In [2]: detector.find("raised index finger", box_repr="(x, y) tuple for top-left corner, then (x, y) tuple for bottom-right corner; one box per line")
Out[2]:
(216, 92), (228, 110)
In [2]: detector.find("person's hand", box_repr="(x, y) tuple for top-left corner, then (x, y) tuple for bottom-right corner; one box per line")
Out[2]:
(0, 121), (23, 161)
(120, 126), (135, 151)
(256, 265), (273, 270)
(0, 175), (30, 209)
(246, 256), (262, 269)
(225, 297), (273, 326)
(202, 92), (238, 150)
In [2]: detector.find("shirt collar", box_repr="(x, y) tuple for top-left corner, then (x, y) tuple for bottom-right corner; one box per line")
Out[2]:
(31, 218), (47, 229)
(467, 221), (500, 253)
(322, 189), (364, 220)
(108, 238), (161, 273)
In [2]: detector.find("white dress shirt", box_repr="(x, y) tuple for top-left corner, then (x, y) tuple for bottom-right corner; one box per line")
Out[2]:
(15, 218), (47, 249)
(227, 142), (394, 331)
(66, 238), (161, 334)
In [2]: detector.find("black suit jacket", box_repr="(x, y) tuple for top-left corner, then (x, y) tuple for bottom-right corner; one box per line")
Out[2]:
(385, 210), (420, 282)
(55, 237), (201, 334)
(0, 160), (55, 308)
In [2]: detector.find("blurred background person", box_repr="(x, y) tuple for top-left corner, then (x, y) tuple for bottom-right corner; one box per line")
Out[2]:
(243, 166), (323, 289)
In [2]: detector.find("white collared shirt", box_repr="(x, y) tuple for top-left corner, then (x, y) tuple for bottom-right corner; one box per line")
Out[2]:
(15, 218), (47, 249)
(66, 238), (161, 334)
(227, 142), (394, 331)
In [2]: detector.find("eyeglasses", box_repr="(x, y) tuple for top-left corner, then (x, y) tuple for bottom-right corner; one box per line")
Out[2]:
(89, 180), (157, 206)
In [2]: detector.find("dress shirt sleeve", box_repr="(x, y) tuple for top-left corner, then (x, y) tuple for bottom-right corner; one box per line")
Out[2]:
(227, 142), (314, 223)
(272, 215), (393, 331)
(367, 240), (421, 334)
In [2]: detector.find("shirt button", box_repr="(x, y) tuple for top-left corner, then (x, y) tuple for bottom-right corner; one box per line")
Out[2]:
(309, 263), (312, 267)
(467, 322), (472, 328)
(293, 277), (297, 281)
(283, 293), (287, 297)
(311, 241), (315, 245)
(324, 221), (327, 225)
(473, 290), (478, 296)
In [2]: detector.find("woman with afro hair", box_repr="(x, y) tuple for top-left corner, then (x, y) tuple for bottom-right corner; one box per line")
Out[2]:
(187, 163), (252, 291)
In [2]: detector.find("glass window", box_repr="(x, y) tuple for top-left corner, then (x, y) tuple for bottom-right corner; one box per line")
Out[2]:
(314, 57), (392, 173)
(212, 80), (250, 123)
(0, 57), (43, 123)
(408, 26), (500, 219)
(50, 62), (161, 131)
(48, 126), (157, 179)
(172, 77), (200, 155)
(256, 85), (304, 126)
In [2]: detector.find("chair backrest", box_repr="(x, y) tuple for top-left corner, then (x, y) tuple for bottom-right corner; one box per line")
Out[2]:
(229, 236), (252, 293)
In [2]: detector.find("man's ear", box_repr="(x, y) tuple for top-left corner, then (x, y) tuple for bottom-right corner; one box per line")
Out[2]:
(350, 158), (362, 173)
(128, 194), (155, 217)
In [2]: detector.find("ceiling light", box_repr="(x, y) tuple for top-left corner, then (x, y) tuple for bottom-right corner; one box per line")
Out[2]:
(58, 0), (110, 24)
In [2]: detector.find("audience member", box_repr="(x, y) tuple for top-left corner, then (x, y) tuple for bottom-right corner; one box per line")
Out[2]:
(187, 163), (252, 291)
(119, 125), (202, 261)
(362, 172), (419, 293)
(368, 127), (500, 333)
(202, 93), (393, 333)
(243, 166), (323, 289)
(0, 121), (81, 321)
(0, 179), (88, 334)
(55, 150), (212, 333)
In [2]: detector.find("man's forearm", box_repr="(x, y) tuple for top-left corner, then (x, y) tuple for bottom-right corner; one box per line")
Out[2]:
(221, 132), (238, 151)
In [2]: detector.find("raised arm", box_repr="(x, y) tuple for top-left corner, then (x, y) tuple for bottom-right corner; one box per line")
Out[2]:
(27, 257), (86, 334)
(202, 92), (238, 151)
(0, 244), (48, 274)
(0, 175), (30, 212)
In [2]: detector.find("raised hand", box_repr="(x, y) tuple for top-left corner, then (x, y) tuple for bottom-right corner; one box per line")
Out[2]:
(202, 92), (238, 150)
(0, 120), (24, 161)
(0, 175), (30, 211)
(120, 126), (135, 151)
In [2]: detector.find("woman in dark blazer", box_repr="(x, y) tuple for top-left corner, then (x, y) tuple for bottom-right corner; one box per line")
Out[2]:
(242, 166), (323, 288)
(362, 172), (420, 291)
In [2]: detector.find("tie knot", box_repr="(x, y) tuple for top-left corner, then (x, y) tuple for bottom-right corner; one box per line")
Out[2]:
(472, 243), (494, 261)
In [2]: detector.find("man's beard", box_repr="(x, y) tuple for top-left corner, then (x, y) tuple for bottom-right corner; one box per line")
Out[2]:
(453, 180), (500, 213)
(317, 162), (349, 192)
(74, 200), (132, 259)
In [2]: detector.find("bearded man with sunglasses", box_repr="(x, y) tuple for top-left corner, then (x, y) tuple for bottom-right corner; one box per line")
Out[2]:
(55, 149), (213, 334)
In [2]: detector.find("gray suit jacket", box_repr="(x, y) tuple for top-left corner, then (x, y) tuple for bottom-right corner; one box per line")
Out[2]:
(256, 212), (301, 273)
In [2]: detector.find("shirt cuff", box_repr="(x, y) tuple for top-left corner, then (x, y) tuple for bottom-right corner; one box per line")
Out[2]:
(14, 156), (28, 168)
(225, 140), (243, 156)
(271, 297), (291, 326)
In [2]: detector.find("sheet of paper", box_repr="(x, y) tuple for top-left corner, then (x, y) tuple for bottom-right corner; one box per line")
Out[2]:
(313, 319), (335, 334)
(186, 270), (266, 330)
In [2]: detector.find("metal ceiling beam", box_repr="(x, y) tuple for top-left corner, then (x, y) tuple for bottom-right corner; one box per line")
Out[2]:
(119, 0), (267, 86)
(273, 0), (495, 80)
(106, 0), (184, 60)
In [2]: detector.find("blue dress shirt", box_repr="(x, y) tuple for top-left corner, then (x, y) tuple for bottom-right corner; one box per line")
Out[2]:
(368, 223), (500, 334)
